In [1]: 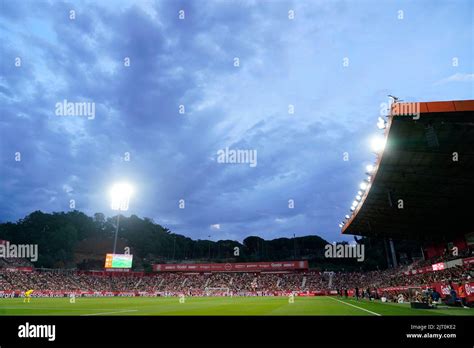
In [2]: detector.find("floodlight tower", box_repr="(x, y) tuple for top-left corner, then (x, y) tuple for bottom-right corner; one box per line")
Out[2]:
(110, 182), (133, 254)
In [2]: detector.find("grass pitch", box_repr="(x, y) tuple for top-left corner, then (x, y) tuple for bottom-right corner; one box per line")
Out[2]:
(0, 296), (472, 316)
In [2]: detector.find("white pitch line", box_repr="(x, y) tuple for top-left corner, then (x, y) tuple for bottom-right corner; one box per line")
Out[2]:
(81, 309), (138, 316)
(328, 297), (381, 316)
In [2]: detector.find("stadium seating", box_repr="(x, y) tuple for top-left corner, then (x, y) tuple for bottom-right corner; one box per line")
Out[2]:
(1, 262), (471, 302)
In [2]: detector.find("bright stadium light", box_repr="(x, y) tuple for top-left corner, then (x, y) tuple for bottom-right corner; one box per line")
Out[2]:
(356, 195), (361, 201)
(110, 182), (133, 211)
(345, 215), (350, 219)
(359, 182), (368, 190)
(350, 207), (355, 211)
(352, 200), (358, 207)
(109, 182), (133, 254)
(366, 164), (374, 173)
(357, 190), (363, 196)
(339, 223), (343, 228)
(370, 135), (387, 153)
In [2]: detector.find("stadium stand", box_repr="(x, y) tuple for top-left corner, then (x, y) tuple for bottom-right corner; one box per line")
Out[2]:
(1, 259), (471, 303)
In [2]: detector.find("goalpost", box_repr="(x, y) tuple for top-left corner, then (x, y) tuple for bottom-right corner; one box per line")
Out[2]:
(205, 287), (231, 297)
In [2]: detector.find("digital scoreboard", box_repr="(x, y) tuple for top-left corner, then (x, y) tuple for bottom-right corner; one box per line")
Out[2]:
(104, 254), (133, 268)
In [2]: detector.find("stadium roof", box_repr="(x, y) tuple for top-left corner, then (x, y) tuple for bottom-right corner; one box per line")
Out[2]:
(342, 100), (474, 241)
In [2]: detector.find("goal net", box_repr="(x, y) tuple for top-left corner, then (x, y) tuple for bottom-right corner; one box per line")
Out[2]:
(204, 287), (231, 296)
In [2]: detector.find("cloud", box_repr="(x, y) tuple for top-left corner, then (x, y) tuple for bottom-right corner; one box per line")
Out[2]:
(435, 73), (474, 85)
(62, 184), (74, 195)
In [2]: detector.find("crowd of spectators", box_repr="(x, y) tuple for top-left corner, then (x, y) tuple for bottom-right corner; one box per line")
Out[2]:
(0, 263), (471, 295)
(0, 251), (472, 299)
(0, 257), (33, 268)
(408, 247), (472, 269)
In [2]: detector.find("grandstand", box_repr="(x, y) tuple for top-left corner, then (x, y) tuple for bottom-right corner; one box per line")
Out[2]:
(337, 99), (474, 309)
(0, 256), (472, 303)
(342, 100), (474, 241)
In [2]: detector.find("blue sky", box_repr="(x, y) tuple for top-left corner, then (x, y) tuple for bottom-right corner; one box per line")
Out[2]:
(0, 0), (472, 243)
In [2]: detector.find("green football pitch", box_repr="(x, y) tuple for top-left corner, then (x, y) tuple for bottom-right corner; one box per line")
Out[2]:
(0, 296), (473, 316)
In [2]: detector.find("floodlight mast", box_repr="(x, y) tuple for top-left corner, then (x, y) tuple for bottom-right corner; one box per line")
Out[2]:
(113, 213), (120, 254)
(110, 183), (132, 255)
